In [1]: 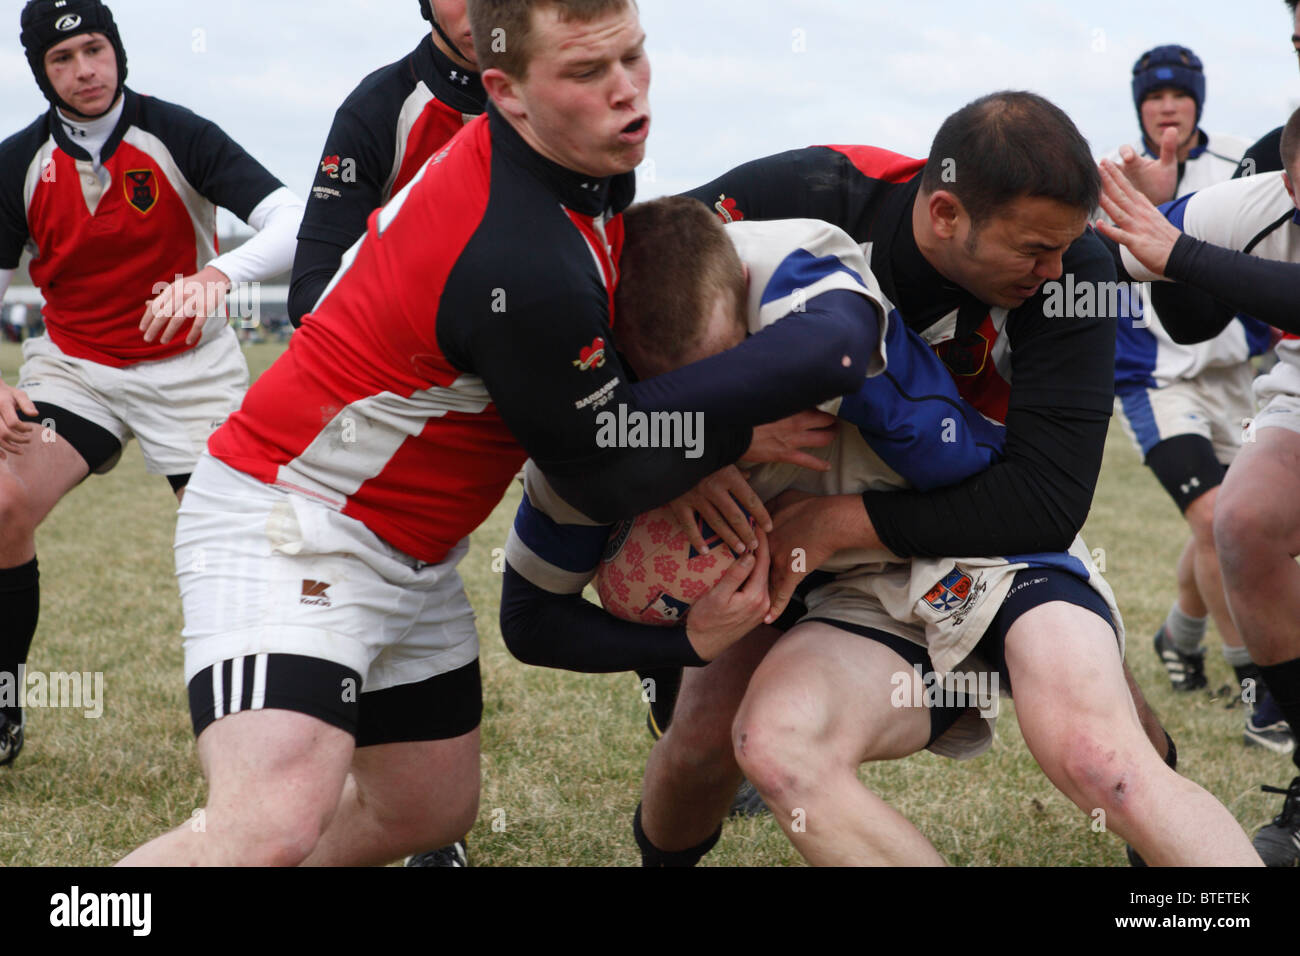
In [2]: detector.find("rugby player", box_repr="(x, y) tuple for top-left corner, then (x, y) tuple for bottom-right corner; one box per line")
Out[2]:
(1098, 111), (1300, 864)
(1103, 47), (1289, 752)
(118, 0), (849, 867)
(629, 91), (1260, 866)
(288, 0), (485, 327)
(289, 0), (486, 870)
(0, 0), (303, 766)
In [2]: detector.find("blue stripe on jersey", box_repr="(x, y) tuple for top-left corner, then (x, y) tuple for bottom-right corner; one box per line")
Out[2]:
(1000, 550), (1091, 581)
(760, 248), (868, 306)
(513, 492), (610, 575)
(1116, 386), (1163, 456)
(1238, 314), (1274, 357)
(1161, 194), (1193, 230)
(836, 310), (1005, 491)
(1110, 196), (1190, 389)
(1113, 284), (1159, 390)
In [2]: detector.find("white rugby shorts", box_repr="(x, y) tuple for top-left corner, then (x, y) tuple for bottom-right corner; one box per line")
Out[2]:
(175, 454), (480, 694)
(16, 326), (248, 476)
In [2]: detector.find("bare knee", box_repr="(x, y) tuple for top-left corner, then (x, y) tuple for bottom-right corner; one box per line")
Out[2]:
(732, 696), (837, 808)
(1051, 733), (1148, 821)
(1214, 487), (1280, 580)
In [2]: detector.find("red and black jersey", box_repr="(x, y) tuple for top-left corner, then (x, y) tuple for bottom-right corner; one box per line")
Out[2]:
(289, 37), (486, 322)
(0, 89), (284, 367)
(212, 106), (753, 565)
(685, 145), (1119, 559)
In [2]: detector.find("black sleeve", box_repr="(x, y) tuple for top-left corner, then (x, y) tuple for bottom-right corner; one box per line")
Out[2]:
(1148, 281), (1237, 344)
(1234, 128), (1284, 178)
(0, 185), (25, 269)
(1160, 232), (1300, 336)
(681, 147), (871, 228)
(295, 103), (395, 249)
(288, 237), (350, 326)
(863, 232), (1117, 558)
(0, 124), (41, 269)
(150, 100), (284, 220)
(500, 565), (705, 672)
(628, 289), (878, 424)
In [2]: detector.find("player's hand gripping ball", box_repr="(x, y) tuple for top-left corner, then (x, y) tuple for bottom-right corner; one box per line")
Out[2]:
(595, 504), (756, 625)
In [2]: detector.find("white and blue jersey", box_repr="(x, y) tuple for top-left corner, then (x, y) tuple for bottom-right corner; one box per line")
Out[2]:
(1107, 132), (1270, 400)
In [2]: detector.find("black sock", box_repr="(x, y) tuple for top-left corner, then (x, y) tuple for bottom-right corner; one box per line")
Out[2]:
(0, 558), (38, 724)
(632, 803), (721, 867)
(1258, 657), (1300, 772)
(1232, 662), (1264, 698)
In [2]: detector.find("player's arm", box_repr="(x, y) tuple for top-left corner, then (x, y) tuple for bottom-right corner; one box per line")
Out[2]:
(141, 106), (304, 344)
(290, 104), (396, 325)
(681, 147), (878, 226)
(1100, 160), (1300, 336)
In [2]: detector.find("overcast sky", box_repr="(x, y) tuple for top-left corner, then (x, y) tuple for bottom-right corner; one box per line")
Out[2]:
(2, 0), (1296, 234)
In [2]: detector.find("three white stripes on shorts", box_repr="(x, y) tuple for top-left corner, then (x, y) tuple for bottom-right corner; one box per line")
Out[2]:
(211, 654), (269, 720)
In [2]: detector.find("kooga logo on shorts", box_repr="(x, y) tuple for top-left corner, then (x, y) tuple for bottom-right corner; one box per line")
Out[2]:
(55, 14), (83, 31)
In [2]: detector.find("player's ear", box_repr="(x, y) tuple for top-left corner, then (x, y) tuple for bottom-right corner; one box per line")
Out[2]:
(926, 190), (963, 241)
(482, 68), (526, 120)
(1284, 171), (1296, 206)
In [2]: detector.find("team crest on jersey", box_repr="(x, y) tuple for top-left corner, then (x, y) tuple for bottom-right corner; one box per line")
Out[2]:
(922, 568), (985, 625)
(935, 330), (990, 377)
(713, 195), (744, 223)
(124, 170), (157, 213)
(320, 154), (341, 179)
(573, 337), (607, 371)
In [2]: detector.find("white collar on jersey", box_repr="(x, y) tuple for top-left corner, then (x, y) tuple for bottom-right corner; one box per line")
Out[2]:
(56, 96), (125, 168)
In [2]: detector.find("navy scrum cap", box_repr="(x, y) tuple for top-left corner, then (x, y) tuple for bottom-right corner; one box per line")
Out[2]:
(1131, 44), (1205, 127)
(420, 0), (433, 21)
(20, 0), (127, 117)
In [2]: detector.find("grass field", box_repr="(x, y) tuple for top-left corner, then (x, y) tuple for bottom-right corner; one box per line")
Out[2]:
(0, 339), (1292, 866)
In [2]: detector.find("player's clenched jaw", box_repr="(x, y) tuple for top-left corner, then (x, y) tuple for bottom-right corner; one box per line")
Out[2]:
(480, 2), (651, 179)
(929, 193), (1088, 309)
(43, 33), (118, 120)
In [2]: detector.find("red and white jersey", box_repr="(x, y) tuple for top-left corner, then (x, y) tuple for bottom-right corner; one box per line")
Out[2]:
(213, 105), (751, 566)
(0, 89), (285, 367)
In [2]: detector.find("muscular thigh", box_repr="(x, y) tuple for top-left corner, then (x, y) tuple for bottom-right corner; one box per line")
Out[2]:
(740, 621), (932, 764)
(1220, 424), (1300, 551)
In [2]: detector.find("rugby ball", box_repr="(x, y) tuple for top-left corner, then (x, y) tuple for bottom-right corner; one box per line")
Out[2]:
(595, 505), (754, 625)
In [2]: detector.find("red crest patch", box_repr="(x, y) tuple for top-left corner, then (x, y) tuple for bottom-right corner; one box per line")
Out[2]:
(572, 337), (607, 371)
(320, 154), (341, 179)
(714, 195), (744, 223)
(124, 169), (156, 213)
